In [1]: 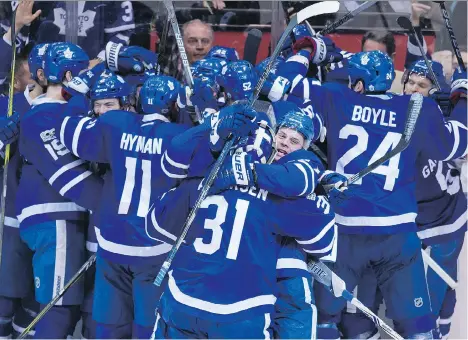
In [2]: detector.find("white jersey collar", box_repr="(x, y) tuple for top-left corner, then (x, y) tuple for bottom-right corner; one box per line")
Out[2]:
(142, 113), (170, 123)
(24, 87), (33, 106)
(31, 94), (67, 107)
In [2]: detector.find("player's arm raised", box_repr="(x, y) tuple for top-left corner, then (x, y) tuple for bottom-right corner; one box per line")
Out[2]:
(57, 63), (110, 162)
(419, 68), (468, 161)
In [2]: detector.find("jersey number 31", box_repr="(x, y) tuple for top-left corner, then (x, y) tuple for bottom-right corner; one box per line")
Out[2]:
(194, 196), (249, 261)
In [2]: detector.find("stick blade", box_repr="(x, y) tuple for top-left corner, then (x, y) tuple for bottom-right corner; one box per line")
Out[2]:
(243, 28), (263, 65)
(397, 16), (412, 30)
(296, 1), (340, 24)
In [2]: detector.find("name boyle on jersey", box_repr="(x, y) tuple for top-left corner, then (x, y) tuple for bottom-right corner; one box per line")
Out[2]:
(352, 105), (397, 127)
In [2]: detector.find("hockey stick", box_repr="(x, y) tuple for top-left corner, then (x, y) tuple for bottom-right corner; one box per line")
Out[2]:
(318, 1), (377, 36)
(434, 1), (466, 72)
(308, 260), (404, 340)
(243, 28), (262, 65)
(162, 0), (202, 123)
(397, 16), (441, 91)
(18, 254), (97, 339)
(324, 92), (424, 192)
(154, 1), (341, 287)
(422, 249), (458, 289)
(0, 6), (17, 268)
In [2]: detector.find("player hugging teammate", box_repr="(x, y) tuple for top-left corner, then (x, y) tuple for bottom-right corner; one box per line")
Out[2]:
(0, 0), (466, 339)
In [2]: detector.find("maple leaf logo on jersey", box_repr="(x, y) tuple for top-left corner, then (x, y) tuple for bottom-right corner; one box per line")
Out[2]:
(168, 81), (175, 91)
(361, 54), (370, 65)
(63, 48), (74, 59)
(53, 3), (96, 37)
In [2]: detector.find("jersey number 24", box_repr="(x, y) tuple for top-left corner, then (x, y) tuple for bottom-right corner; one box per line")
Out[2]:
(337, 124), (402, 191)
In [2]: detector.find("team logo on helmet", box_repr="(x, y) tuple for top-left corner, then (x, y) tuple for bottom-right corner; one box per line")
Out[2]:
(63, 48), (74, 59)
(38, 44), (48, 56)
(414, 297), (423, 308)
(361, 54), (370, 65)
(168, 81), (175, 91)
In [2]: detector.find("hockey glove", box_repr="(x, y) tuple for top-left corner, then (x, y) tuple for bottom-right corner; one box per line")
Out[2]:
(211, 149), (256, 194)
(280, 24), (313, 58)
(301, 99), (327, 143)
(66, 62), (107, 97)
(293, 36), (343, 66)
(0, 111), (20, 151)
(209, 104), (257, 153)
(106, 42), (158, 75)
(450, 67), (467, 105)
(319, 170), (352, 206)
(429, 89), (451, 116)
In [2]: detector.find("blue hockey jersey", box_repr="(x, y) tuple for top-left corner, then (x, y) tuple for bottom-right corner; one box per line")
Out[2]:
(58, 110), (187, 264)
(17, 95), (103, 228)
(276, 194), (336, 279)
(163, 122), (325, 199)
(415, 157), (467, 245)
(149, 178), (333, 322)
(0, 88), (34, 230)
(34, 1), (135, 58)
(306, 84), (467, 234)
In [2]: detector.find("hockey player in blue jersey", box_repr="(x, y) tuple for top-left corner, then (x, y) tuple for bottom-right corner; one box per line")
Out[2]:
(280, 43), (467, 338)
(264, 107), (337, 339)
(394, 62), (464, 339)
(150, 114), (335, 339)
(0, 41), (53, 338)
(0, 0), (42, 90)
(340, 63), (468, 340)
(16, 42), (105, 339)
(56, 73), (192, 339)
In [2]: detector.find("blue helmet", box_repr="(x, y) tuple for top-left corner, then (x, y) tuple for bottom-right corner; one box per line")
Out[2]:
(255, 56), (287, 100)
(274, 101), (314, 148)
(217, 60), (258, 101)
(28, 43), (50, 81)
(43, 42), (89, 84)
(403, 59), (449, 91)
(138, 75), (181, 115)
(280, 24), (311, 59)
(90, 72), (132, 106)
(192, 58), (227, 80)
(206, 45), (239, 62)
(235, 111), (277, 164)
(124, 69), (158, 89)
(348, 50), (395, 92)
